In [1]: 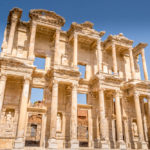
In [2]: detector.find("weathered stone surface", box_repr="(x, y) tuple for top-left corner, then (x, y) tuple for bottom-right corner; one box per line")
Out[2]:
(0, 7), (150, 150)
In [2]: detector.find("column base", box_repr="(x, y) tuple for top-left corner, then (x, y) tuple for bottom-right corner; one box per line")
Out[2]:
(100, 140), (110, 149)
(48, 138), (57, 149)
(137, 141), (148, 149)
(13, 137), (24, 150)
(94, 139), (100, 148)
(88, 140), (94, 148)
(70, 139), (79, 149)
(116, 140), (126, 149)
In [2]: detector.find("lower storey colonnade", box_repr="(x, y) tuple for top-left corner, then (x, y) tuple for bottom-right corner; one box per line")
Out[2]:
(0, 77), (150, 149)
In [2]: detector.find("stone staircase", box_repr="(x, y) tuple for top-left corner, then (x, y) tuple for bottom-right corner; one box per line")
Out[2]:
(24, 148), (126, 150)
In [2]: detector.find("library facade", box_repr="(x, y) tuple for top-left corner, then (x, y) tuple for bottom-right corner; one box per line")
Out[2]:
(0, 8), (150, 150)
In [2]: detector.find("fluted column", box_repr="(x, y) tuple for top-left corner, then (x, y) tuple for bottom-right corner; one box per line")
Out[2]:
(14, 77), (30, 149)
(115, 91), (126, 149)
(0, 74), (7, 117)
(54, 29), (60, 65)
(97, 39), (102, 73)
(70, 83), (79, 148)
(73, 33), (78, 67)
(134, 92), (144, 140)
(134, 92), (148, 148)
(7, 17), (18, 54)
(112, 43), (118, 75)
(48, 80), (58, 149)
(141, 48), (148, 80)
(40, 114), (46, 147)
(147, 96), (150, 127)
(129, 47), (135, 79)
(28, 21), (37, 60)
(98, 88), (109, 148)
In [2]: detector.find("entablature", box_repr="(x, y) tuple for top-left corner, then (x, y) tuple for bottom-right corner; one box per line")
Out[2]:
(0, 57), (35, 78)
(103, 33), (133, 54)
(122, 80), (150, 97)
(133, 43), (148, 57)
(68, 21), (105, 46)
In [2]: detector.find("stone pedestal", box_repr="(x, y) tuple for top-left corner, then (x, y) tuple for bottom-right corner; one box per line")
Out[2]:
(13, 137), (24, 150)
(116, 140), (126, 149)
(70, 139), (79, 149)
(48, 138), (57, 149)
(100, 140), (110, 149)
(137, 141), (148, 149)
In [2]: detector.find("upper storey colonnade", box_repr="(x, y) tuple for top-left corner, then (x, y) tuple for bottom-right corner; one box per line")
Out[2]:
(1, 7), (149, 81)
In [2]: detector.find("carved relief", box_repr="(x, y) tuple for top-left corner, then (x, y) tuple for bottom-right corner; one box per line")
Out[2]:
(0, 109), (17, 137)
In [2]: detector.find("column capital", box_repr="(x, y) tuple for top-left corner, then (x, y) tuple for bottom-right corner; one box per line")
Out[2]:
(24, 76), (32, 83)
(146, 95), (150, 100)
(97, 38), (101, 46)
(128, 46), (133, 51)
(98, 87), (105, 92)
(72, 83), (78, 90)
(115, 90), (121, 97)
(74, 32), (78, 37)
(52, 80), (59, 86)
(134, 91), (139, 97)
(11, 16), (18, 23)
(0, 74), (7, 81)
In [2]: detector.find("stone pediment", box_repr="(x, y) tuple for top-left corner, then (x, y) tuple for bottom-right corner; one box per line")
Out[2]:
(104, 33), (133, 47)
(68, 21), (104, 37)
(29, 9), (65, 27)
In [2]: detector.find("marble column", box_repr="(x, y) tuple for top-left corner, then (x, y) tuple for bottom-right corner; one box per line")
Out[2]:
(129, 47), (135, 79)
(45, 56), (51, 71)
(115, 91), (126, 149)
(88, 109), (93, 148)
(7, 17), (18, 54)
(133, 92), (148, 149)
(141, 49), (148, 80)
(14, 77), (30, 149)
(147, 96), (150, 127)
(0, 74), (7, 117)
(112, 43), (118, 75)
(70, 83), (79, 149)
(54, 29), (60, 65)
(73, 33), (78, 67)
(40, 114), (46, 147)
(48, 80), (58, 149)
(97, 39), (102, 73)
(98, 88), (109, 149)
(28, 21), (37, 60)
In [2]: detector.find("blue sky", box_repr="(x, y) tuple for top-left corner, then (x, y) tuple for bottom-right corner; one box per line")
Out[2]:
(0, 0), (150, 103)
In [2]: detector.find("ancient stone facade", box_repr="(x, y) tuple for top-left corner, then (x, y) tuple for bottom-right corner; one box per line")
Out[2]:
(0, 8), (150, 150)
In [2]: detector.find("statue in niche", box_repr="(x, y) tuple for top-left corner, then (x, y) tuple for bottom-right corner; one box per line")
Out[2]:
(0, 111), (5, 122)
(61, 54), (68, 66)
(132, 121), (138, 137)
(56, 113), (62, 132)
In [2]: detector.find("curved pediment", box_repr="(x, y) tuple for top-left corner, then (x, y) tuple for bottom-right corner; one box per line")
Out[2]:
(29, 9), (65, 27)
